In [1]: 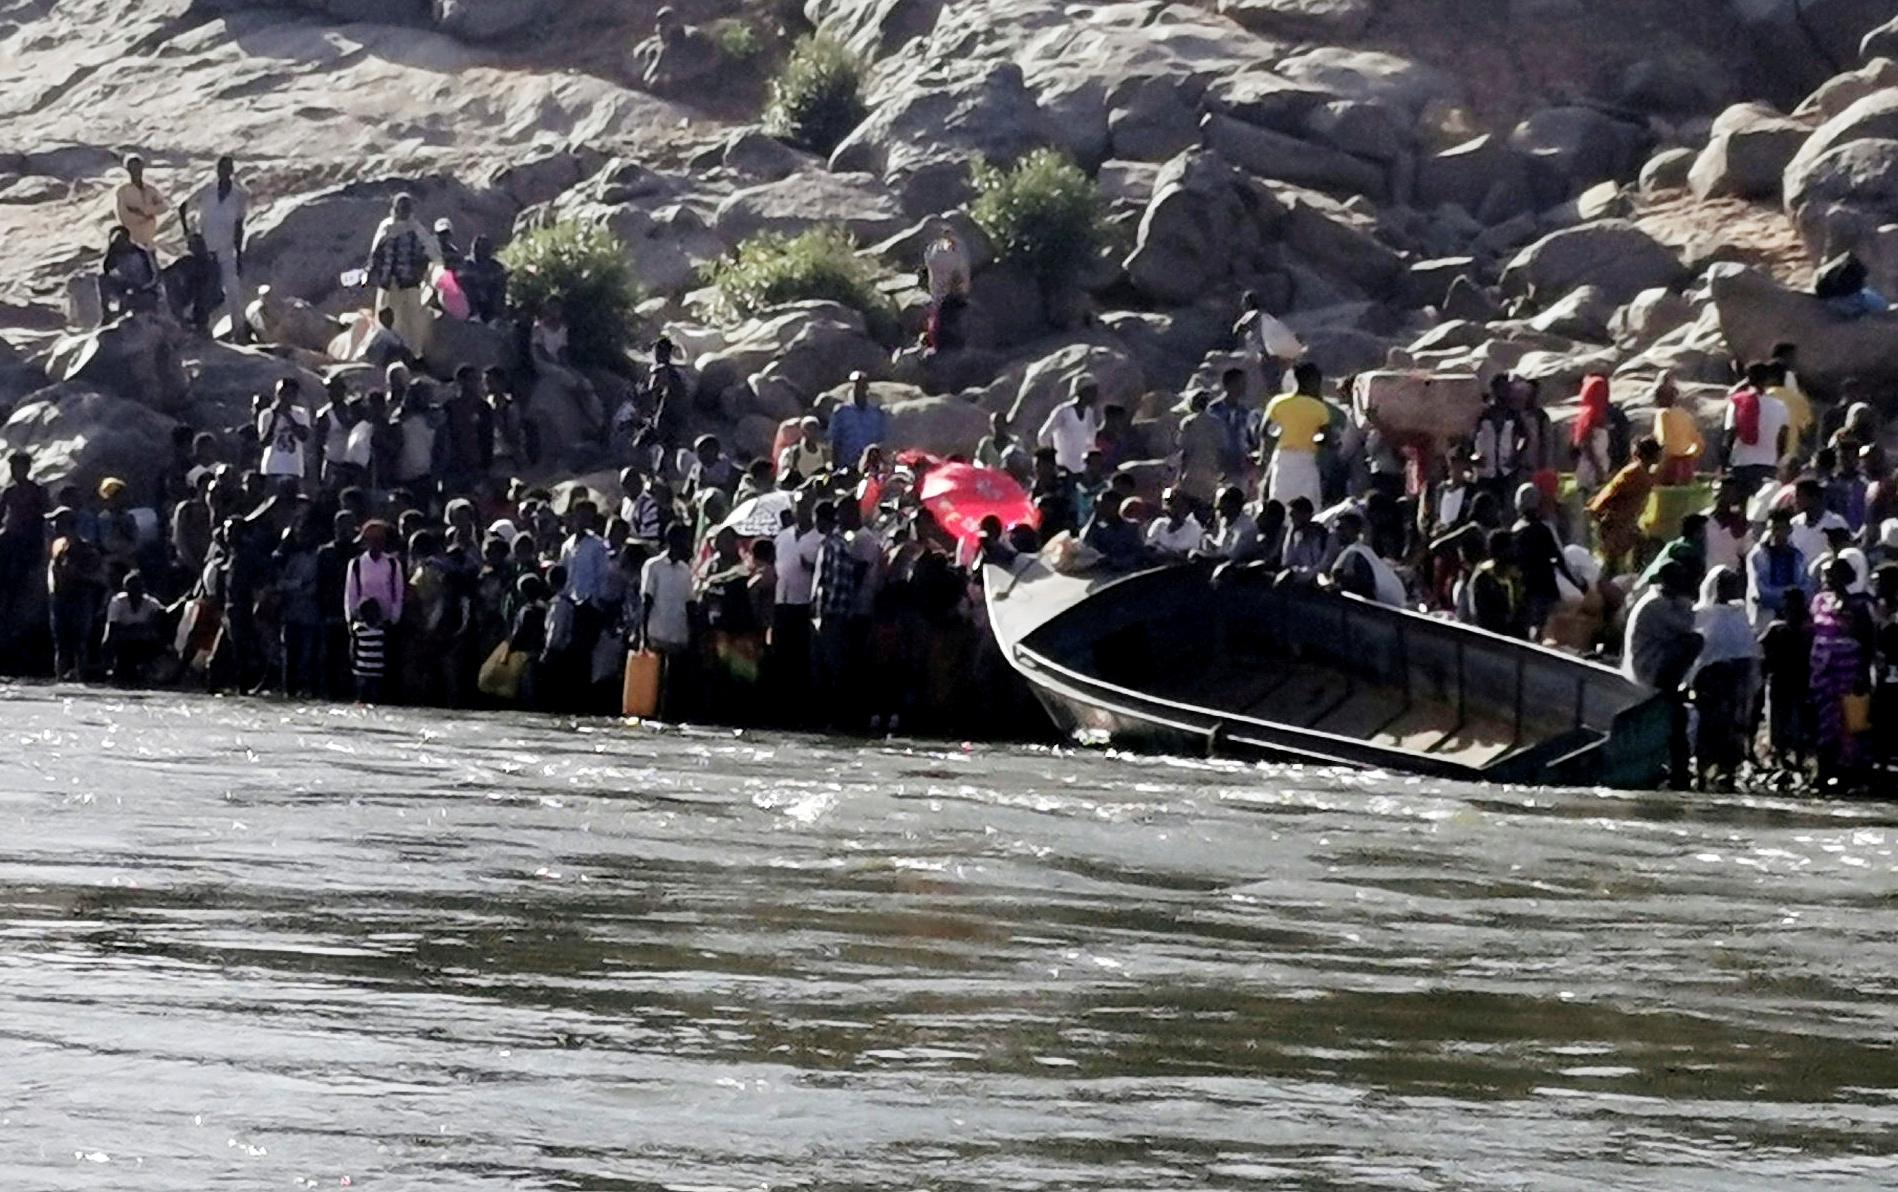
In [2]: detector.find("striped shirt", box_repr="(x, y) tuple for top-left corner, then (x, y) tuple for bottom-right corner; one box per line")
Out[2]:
(350, 622), (388, 680)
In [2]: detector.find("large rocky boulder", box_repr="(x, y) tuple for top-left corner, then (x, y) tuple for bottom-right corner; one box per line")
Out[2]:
(1216, 0), (1373, 36)
(1784, 137), (1898, 263)
(250, 286), (342, 354)
(1639, 147), (1697, 195)
(1273, 47), (1462, 120)
(0, 384), (180, 499)
(1866, 17), (1898, 60)
(1783, 90), (1898, 203)
(1122, 148), (1288, 306)
(832, 63), (1051, 214)
(1795, 57), (1898, 120)
(1414, 134), (1535, 222)
(991, 340), (1145, 434)
(432, 0), (559, 41)
(245, 176), (520, 309)
(1200, 70), (1335, 134)
(1730, 0), (1896, 103)
(882, 393), (992, 454)
(422, 316), (518, 379)
(696, 302), (891, 404)
(1688, 102), (1812, 200)
(1201, 114), (1387, 199)
(1509, 106), (1650, 196)
(44, 315), (191, 415)
(1282, 198), (1404, 298)
(1501, 220), (1685, 306)
(1106, 76), (1203, 163)
(1711, 264), (1898, 390)
(182, 342), (327, 431)
(714, 170), (909, 245)
(805, 0), (946, 59)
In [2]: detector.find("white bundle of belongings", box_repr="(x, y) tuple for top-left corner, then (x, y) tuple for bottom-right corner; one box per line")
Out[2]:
(1353, 371), (1484, 442)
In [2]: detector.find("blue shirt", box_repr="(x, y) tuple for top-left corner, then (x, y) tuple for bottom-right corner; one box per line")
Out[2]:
(560, 531), (611, 605)
(829, 403), (889, 472)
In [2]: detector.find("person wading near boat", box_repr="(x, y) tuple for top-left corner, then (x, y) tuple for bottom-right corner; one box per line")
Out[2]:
(1510, 483), (1580, 640)
(366, 193), (443, 357)
(1622, 559), (1702, 790)
(179, 154), (249, 343)
(1261, 362), (1328, 511)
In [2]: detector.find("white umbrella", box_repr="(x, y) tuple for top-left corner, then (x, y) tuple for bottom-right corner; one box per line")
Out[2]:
(717, 490), (796, 539)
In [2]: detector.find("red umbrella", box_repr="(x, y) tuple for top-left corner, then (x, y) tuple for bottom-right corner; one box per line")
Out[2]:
(917, 462), (1037, 547)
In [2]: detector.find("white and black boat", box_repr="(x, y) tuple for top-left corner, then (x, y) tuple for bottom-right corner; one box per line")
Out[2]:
(985, 555), (1671, 788)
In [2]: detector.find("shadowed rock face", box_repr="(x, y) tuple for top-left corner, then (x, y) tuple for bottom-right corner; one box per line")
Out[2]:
(1, 0), (1894, 484)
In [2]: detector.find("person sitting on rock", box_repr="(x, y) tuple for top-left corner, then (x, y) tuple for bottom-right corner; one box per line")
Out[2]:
(366, 193), (442, 355)
(355, 306), (415, 370)
(629, 7), (722, 96)
(1814, 252), (1889, 320)
(161, 232), (220, 331)
(98, 224), (161, 318)
(457, 234), (508, 324)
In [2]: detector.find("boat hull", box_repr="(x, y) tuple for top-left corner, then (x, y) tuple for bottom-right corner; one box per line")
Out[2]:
(987, 559), (1670, 789)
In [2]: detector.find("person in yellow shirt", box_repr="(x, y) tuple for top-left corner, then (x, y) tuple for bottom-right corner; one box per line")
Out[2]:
(1261, 362), (1330, 509)
(1767, 356), (1810, 458)
(113, 155), (167, 250)
(1651, 377), (1702, 485)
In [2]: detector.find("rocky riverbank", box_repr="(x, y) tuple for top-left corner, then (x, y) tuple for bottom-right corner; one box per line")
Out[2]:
(2, 0), (1897, 496)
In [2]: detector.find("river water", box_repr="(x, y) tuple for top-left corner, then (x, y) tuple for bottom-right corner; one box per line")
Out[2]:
(4, 685), (1898, 1189)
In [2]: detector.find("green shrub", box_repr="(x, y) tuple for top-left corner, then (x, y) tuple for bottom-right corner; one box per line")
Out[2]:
(970, 149), (1109, 291)
(706, 225), (890, 322)
(498, 221), (640, 367)
(763, 35), (867, 155)
(711, 19), (764, 60)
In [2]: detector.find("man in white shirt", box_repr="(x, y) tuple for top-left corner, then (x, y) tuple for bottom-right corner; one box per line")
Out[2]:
(639, 523), (696, 653)
(1144, 488), (1204, 559)
(770, 502), (822, 712)
(181, 155), (249, 343)
(115, 154), (167, 249)
(256, 379), (310, 480)
(1037, 378), (1104, 474)
(1721, 363), (1789, 496)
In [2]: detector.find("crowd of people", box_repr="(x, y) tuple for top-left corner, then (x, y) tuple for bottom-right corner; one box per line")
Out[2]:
(22, 154), (1898, 790)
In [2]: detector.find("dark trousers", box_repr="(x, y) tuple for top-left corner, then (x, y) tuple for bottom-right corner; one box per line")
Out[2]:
(811, 615), (853, 726)
(282, 621), (320, 696)
(49, 588), (99, 679)
(769, 603), (813, 725)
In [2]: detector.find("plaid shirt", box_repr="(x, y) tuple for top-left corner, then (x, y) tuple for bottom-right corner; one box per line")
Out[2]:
(812, 531), (861, 623)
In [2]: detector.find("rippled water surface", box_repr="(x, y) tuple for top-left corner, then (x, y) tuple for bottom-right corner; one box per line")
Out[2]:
(4, 684), (1898, 1189)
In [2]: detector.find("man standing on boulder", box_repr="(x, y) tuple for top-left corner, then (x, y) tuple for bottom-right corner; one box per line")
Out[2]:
(180, 155), (249, 343)
(115, 155), (167, 251)
(829, 372), (889, 479)
(366, 193), (442, 357)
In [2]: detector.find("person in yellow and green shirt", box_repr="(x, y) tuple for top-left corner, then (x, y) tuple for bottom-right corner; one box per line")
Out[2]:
(1260, 362), (1330, 510)
(1651, 376), (1702, 485)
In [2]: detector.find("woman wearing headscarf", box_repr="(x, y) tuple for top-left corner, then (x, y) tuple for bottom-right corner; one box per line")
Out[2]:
(1809, 557), (1875, 784)
(98, 225), (160, 317)
(366, 193), (443, 355)
(1691, 565), (1759, 789)
(1570, 374), (1614, 497)
(1587, 436), (1661, 575)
